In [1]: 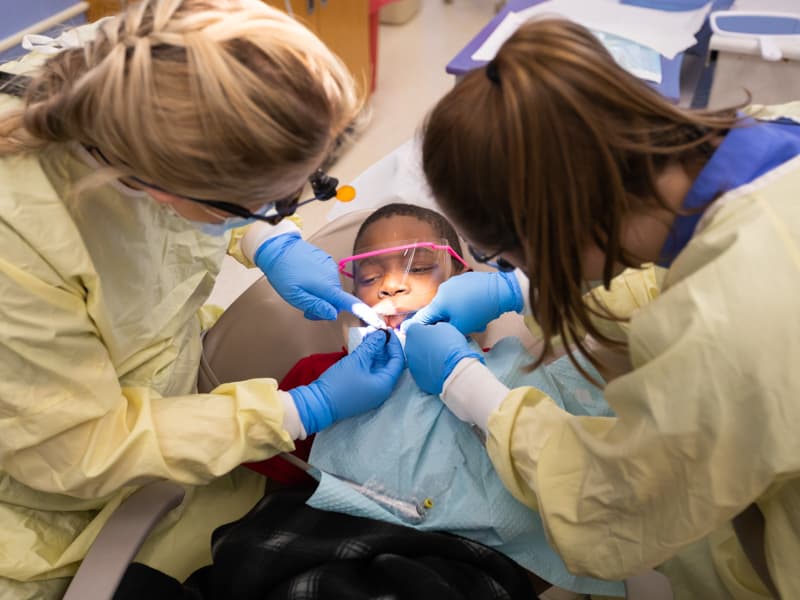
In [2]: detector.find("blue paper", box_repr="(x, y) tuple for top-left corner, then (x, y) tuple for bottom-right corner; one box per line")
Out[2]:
(592, 29), (663, 83)
(621, 0), (709, 11)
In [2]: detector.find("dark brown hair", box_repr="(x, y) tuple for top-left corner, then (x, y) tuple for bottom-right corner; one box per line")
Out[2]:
(422, 18), (743, 375)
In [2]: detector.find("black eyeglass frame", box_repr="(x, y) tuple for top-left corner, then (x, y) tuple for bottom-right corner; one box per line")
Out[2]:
(88, 145), (340, 227)
(128, 178), (306, 226)
(467, 244), (516, 273)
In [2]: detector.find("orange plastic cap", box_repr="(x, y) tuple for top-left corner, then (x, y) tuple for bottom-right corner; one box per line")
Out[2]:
(336, 185), (356, 202)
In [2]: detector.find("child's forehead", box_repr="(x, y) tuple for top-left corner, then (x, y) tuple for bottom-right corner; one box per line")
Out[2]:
(356, 215), (440, 251)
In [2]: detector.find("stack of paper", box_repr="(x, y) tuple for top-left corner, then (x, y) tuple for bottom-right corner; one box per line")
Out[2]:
(471, 0), (712, 62)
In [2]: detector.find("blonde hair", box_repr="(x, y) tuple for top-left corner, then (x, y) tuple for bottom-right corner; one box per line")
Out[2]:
(0, 0), (362, 207)
(422, 18), (743, 377)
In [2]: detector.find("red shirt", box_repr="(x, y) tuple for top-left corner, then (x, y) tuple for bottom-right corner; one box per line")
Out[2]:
(243, 350), (346, 485)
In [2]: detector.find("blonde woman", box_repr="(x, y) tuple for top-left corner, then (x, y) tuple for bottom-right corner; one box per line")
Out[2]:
(404, 18), (800, 600)
(0, 0), (403, 596)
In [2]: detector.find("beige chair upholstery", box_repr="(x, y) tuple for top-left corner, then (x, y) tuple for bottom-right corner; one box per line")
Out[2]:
(624, 569), (674, 600)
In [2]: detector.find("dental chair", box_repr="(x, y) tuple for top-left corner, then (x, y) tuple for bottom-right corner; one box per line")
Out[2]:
(61, 207), (673, 600)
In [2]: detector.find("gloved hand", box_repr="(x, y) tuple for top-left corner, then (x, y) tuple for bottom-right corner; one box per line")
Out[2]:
(254, 232), (362, 321)
(404, 322), (483, 395)
(401, 271), (523, 335)
(289, 330), (406, 434)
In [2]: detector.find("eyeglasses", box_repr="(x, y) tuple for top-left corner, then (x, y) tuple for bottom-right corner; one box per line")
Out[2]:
(131, 169), (343, 226)
(467, 244), (516, 272)
(88, 145), (347, 226)
(338, 242), (471, 278)
(129, 179), (297, 226)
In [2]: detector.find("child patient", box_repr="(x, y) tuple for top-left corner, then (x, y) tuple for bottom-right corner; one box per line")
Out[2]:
(339, 202), (471, 330)
(262, 203), (622, 597)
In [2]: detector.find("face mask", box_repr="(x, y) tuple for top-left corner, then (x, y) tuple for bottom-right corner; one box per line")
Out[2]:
(160, 204), (247, 235)
(159, 197), (271, 236)
(196, 216), (255, 237)
(193, 201), (274, 236)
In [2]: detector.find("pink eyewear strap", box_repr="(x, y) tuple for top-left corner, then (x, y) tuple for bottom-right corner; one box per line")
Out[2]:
(338, 242), (472, 278)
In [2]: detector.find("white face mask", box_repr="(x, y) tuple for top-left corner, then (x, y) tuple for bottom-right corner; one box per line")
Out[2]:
(196, 216), (256, 237)
(161, 204), (269, 236)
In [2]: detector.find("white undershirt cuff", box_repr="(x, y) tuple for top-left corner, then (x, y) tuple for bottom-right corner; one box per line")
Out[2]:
(514, 269), (532, 316)
(441, 358), (510, 434)
(241, 220), (301, 262)
(278, 390), (307, 440)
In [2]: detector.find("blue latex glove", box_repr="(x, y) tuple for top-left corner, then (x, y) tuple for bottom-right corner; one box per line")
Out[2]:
(401, 271), (523, 335)
(404, 322), (484, 395)
(254, 232), (362, 321)
(289, 330), (406, 434)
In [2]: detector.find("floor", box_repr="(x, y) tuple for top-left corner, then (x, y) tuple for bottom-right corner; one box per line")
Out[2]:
(208, 0), (497, 308)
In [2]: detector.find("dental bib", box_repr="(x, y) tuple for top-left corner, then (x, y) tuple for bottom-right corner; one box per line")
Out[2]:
(309, 335), (622, 596)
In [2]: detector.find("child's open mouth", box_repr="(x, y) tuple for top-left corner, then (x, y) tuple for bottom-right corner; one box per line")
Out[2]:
(371, 300), (417, 329)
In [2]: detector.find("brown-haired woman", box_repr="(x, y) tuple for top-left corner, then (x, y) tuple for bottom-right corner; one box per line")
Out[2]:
(0, 1), (404, 596)
(403, 17), (800, 600)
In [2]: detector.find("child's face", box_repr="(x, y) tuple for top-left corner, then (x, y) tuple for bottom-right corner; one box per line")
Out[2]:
(353, 215), (454, 329)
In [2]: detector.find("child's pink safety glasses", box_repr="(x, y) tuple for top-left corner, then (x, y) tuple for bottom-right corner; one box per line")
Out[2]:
(338, 242), (471, 278)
